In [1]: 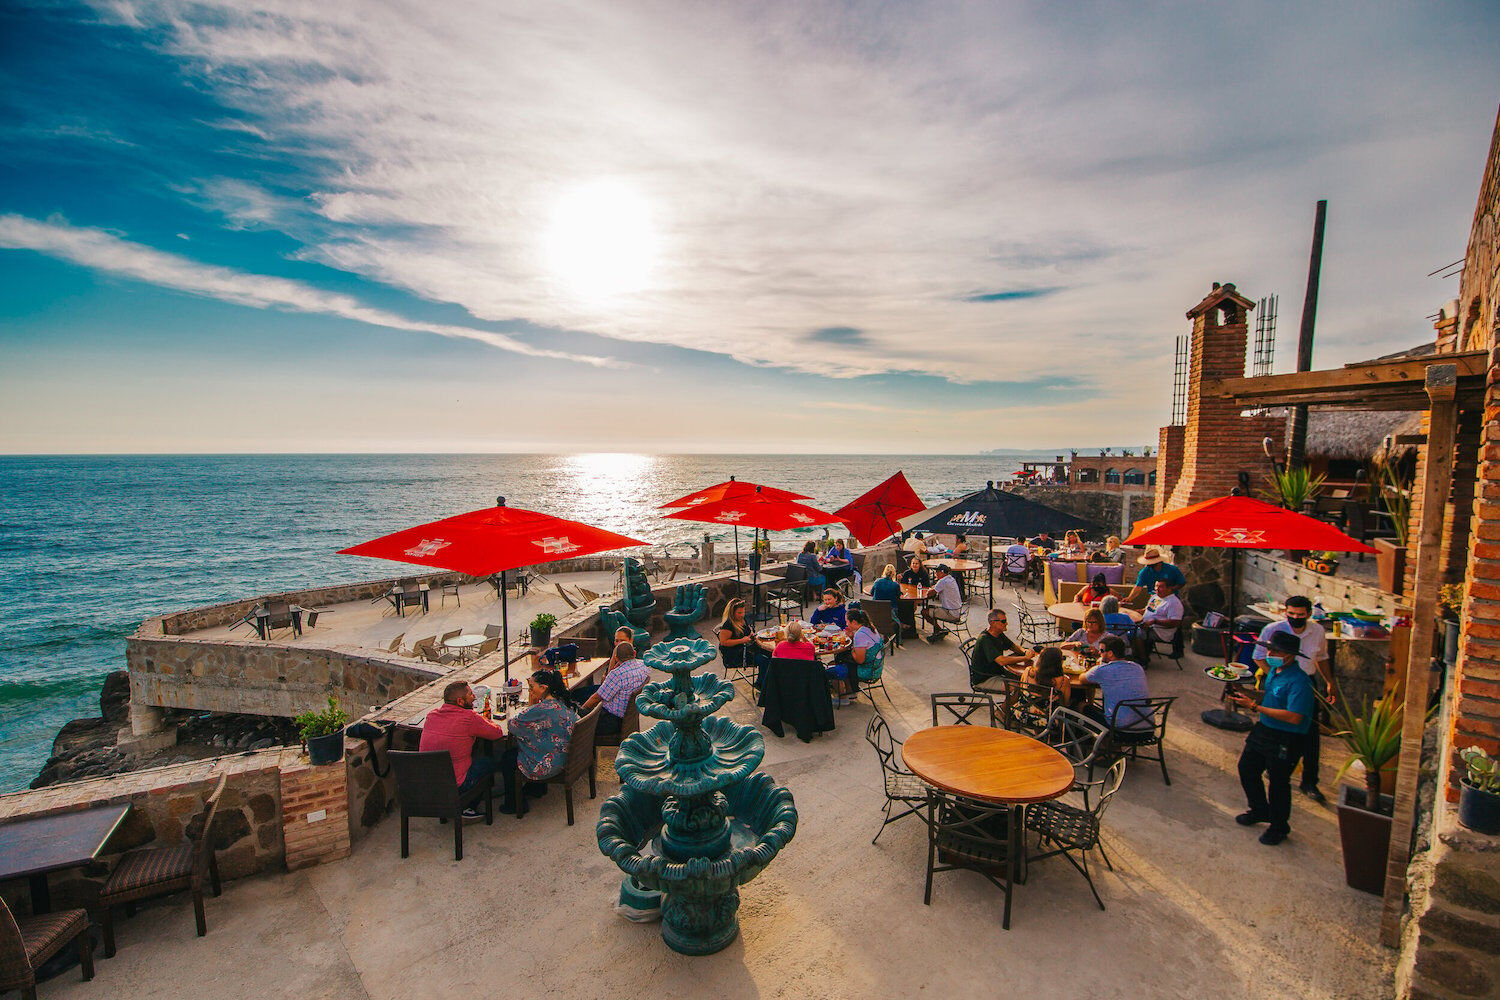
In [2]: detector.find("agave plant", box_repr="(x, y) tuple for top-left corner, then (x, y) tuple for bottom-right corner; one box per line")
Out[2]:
(1259, 466), (1326, 511)
(1327, 682), (1422, 815)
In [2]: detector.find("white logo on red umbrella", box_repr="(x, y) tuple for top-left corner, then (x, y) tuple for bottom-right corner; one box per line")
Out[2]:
(790, 513), (814, 524)
(405, 538), (452, 557)
(1214, 527), (1266, 544)
(533, 536), (582, 554)
(714, 511), (744, 522)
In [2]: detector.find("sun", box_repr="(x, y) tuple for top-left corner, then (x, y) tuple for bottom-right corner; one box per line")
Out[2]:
(542, 179), (659, 299)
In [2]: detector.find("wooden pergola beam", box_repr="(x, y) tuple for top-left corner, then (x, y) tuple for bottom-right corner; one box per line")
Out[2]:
(1379, 363), (1458, 946)
(1206, 350), (1486, 405)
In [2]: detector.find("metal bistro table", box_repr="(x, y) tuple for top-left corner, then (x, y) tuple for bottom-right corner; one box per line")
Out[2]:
(0, 802), (132, 912)
(903, 726), (1073, 929)
(443, 633), (489, 664)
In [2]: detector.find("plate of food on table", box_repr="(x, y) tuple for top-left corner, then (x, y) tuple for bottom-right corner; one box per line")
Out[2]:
(1205, 663), (1252, 682)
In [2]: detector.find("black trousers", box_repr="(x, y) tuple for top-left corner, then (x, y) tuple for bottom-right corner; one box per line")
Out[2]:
(1239, 724), (1301, 834)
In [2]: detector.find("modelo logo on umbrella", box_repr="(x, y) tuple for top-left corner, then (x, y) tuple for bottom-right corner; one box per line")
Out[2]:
(1213, 527), (1267, 545)
(947, 511), (987, 528)
(532, 536), (582, 554)
(404, 538), (452, 557)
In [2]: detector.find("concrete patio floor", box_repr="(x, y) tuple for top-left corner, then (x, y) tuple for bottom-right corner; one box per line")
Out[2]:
(52, 594), (1394, 1000)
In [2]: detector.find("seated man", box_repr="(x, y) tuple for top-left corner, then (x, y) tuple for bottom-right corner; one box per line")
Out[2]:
(1136, 579), (1185, 662)
(903, 531), (931, 555)
(1029, 530), (1057, 552)
(922, 564), (964, 642)
(1126, 547), (1187, 607)
(579, 641), (650, 737)
(419, 680), (507, 819)
(808, 588), (848, 629)
(969, 609), (1033, 691)
(1081, 635), (1151, 730)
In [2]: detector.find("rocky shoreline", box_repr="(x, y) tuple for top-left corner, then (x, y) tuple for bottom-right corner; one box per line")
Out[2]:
(29, 670), (301, 790)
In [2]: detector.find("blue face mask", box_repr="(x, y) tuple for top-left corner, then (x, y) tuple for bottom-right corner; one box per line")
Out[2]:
(1266, 655), (1286, 669)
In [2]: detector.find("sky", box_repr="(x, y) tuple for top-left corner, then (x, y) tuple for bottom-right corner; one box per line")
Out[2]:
(1, 1), (1498, 455)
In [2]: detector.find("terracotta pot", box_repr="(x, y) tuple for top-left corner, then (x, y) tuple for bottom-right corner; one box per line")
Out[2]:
(1336, 785), (1393, 895)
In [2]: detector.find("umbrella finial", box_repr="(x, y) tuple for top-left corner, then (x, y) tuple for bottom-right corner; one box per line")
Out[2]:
(496, 495), (507, 507)
(987, 480), (994, 489)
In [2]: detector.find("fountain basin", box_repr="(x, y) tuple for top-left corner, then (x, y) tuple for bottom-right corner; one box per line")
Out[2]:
(613, 716), (765, 799)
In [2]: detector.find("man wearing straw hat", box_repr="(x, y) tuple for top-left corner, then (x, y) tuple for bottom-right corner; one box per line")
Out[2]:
(1126, 546), (1186, 607)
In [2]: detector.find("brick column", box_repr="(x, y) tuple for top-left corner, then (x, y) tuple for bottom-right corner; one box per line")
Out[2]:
(280, 759), (351, 870)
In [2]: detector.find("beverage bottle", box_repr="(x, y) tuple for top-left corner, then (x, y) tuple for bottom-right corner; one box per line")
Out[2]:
(482, 692), (492, 719)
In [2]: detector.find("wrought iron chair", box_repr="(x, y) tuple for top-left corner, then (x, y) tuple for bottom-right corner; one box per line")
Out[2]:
(100, 773), (226, 957)
(1106, 696), (1177, 786)
(924, 789), (1023, 929)
(1141, 621), (1186, 669)
(1043, 707), (1116, 810)
(1024, 757), (1128, 910)
(766, 566), (809, 620)
(999, 677), (1058, 737)
(528, 706), (602, 825)
(1012, 600), (1060, 647)
(931, 691), (999, 728)
(388, 750), (494, 860)
(0, 895), (94, 999)
(864, 713), (927, 845)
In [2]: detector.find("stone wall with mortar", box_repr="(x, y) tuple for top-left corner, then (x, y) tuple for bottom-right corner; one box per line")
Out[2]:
(127, 633), (443, 722)
(1005, 485), (1149, 537)
(0, 751), (291, 918)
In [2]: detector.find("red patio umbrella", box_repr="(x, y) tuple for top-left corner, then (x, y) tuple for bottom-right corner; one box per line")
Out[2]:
(1126, 495), (1377, 553)
(658, 476), (812, 508)
(663, 490), (839, 620)
(340, 500), (649, 679)
(833, 471), (925, 547)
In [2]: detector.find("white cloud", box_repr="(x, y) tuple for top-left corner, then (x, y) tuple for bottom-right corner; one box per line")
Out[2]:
(0, 214), (622, 366)
(76, 1), (1500, 389)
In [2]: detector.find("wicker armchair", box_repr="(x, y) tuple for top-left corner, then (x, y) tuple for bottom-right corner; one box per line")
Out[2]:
(525, 706), (601, 825)
(99, 773), (226, 958)
(0, 895), (94, 999)
(388, 750), (494, 861)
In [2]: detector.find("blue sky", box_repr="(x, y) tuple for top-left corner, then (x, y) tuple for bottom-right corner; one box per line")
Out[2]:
(2, 1), (1498, 454)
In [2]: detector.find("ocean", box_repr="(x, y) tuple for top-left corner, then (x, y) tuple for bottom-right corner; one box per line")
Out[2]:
(0, 452), (1056, 792)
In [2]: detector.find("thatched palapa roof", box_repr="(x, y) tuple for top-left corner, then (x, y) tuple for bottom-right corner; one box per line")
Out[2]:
(1305, 409), (1422, 461)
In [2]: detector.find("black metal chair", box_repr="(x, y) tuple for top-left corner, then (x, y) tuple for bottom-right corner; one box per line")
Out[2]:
(1141, 622), (1186, 669)
(1013, 600), (1059, 646)
(931, 691), (998, 727)
(0, 895), (94, 1000)
(99, 774), (225, 957)
(1043, 707), (1115, 810)
(1024, 757), (1127, 910)
(766, 566), (808, 619)
(529, 706), (601, 825)
(1106, 696), (1177, 786)
(924, 789), (1023, 929)
(388, 750), (494, 860)
(864, 714), (927, 845)
(999, 677), (1058, 737)
(261, 600), (301, 638)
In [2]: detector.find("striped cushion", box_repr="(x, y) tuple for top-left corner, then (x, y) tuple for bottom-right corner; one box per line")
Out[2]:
(101, 845), (195, 902)
(15, 908), (88, 972)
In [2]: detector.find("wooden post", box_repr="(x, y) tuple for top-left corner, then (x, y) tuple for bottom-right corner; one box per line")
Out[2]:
(1379, 363), (1457, 946)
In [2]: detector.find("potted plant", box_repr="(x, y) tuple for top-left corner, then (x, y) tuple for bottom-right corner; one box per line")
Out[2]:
(1457, 746), (1500, 835)
(1328, 683), (1406, 894)
(1259, 466), (1326, 511)
(529, 612), (557, 647)
(295, 695), (349, 766)
(1438, 582), (1464, 668)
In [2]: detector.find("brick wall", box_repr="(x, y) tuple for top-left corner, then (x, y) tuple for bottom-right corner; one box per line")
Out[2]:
(1155, 424), (1185, 514)
(280, 759), (350, 870)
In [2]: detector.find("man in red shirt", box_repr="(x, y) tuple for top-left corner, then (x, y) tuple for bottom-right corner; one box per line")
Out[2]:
(419, 680), (506, 816)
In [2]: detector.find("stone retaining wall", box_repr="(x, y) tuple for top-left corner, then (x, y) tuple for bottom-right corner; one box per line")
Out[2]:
(0, 751), (292, 918)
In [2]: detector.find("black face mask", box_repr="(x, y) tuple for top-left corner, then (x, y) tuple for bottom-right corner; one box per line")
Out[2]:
(1285, 615), (1309, 627)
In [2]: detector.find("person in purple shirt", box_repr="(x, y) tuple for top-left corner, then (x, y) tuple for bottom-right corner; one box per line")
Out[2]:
(1081, 635), (1152, 730)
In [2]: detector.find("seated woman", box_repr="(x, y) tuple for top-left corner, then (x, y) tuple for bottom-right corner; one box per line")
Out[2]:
(716, 598), (759, 671)
(1022, 647), (1087, 709)
(808, 588), (848, 629)
(499, 669), (578, 813)
(900, 555), (931, 588)
(1063, 530), (1087, 557)
(821, 538), (854, 586)
(827, 608), (881, 704)
(1099, 595), (1136, 633)
(796, 541), (827, 591)
(1102, 535), (1125, 563)
(1083, 572), (1112, 605)
(1063, 608), (1111, 652)
(952, 534), (970, 557)
(870, 563), (901, 602)
(773, 620), (816, 660)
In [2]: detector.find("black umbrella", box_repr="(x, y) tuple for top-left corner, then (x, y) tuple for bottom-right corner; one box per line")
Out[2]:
(899, 481), (1093, 607)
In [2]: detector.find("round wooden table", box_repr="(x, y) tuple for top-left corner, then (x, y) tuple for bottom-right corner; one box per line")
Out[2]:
(902, 725), (1074, 804)
(1047, 602), (1143, 627)
(926, 557), (984, 572)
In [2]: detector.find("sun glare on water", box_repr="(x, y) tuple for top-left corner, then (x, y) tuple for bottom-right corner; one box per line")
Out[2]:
(542, 179), (659, 299)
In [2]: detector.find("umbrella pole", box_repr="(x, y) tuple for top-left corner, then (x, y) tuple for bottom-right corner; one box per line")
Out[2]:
(502, 580), (511, 685)
(988, 540), (995, 609)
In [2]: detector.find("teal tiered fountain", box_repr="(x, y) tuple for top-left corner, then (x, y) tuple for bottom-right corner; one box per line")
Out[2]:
(596, 635), (797, 955)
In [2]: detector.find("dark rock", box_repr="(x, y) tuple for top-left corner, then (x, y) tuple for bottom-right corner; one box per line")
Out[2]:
(99, 670), (131, 724)
(1413, 945), (1492, 997)
(247, 792), (278, 824)
(209, 808), (252, 852)
(360, 783), (388, 828)
(249, 738), (277, 751)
